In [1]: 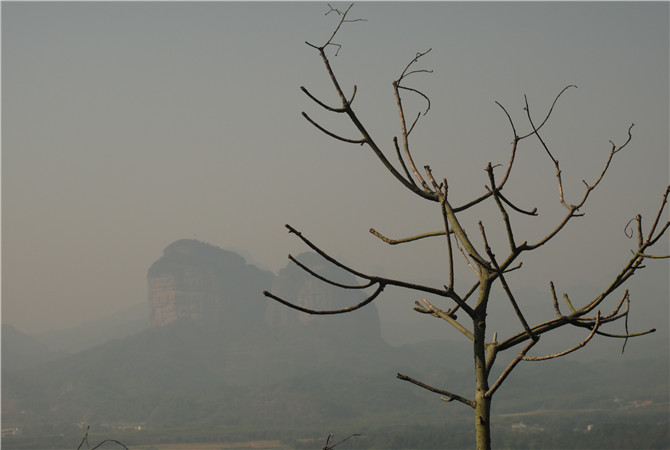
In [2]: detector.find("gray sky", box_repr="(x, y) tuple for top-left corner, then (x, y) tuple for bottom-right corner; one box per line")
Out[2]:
(3, 2), (668, 338)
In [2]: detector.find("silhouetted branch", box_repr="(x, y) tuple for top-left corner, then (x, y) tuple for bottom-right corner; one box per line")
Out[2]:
(306, 3), (366, 54)
(485, 340), (537, 399)
(323, 432), (361, 450)
(284, 224), (369, 279)
(397, 372), (474, 408)
(76, 426), (128, 450)
(595, 328), (656, 338)
(485, 165), (516, 251)
(494, 101), (519, 188)
(521, 118), (638, 253)
(500, 189), (669, 352)
(288, 254), (375, 289)
(447, 86), (578, 214)
(646, 186), (670, 239)
(264, 224), (475, 316)
(301, 85), (350, 112)
(369, 227), (447, 245)
(518, 85), (577, 140)
(495, 190), (538, 216)
(263, 283), (385, 316)
(582, 124), (634, 194)
(440, 189), (456, 290)
(523, 312), (601, 361)
(636, 252), (670, 259)
(414, 298), (473, 341)
(392, 136), (419, 188)
(479, 221), (535, 341)
(393, 49), (434, 193)
(302, 112), (366, 144)
(524, 94), (570, 209)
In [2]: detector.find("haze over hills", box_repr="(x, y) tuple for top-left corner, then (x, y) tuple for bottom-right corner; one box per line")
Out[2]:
(2, 239), (667, 449)
(2, 240), (413, 434)
(1, 325), (56, 371)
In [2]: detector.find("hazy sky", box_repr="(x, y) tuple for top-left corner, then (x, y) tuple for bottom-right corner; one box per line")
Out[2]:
(3, 2), (668, 338)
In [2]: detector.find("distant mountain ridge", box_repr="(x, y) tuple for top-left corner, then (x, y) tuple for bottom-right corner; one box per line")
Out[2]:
(2, 239), (667, 449)
(2, 240), (398, 434)
(1, 325), (56, 371)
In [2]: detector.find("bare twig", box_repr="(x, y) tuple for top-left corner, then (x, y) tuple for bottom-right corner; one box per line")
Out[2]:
(415, 298), (474, 341)
(438, 182), (457, 290)
(302, 112), (366, 144)
(518, 85), (577, 140)
(397, 373), (474, 408)
(264, 283), (385, 316)
(393, 48), (434, 193)
(323, 432), (361, 450)
(309, 3), (366, 54)
(76, 426), (128, 450)
(370, 227), (447, 245)
(523, 312), (601, 361)
(288, 254), (375, 289)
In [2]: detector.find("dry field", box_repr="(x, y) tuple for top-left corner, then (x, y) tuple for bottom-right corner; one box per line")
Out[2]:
(129, 440), (287, 450)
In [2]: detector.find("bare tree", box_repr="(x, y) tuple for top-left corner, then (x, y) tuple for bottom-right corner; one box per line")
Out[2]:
(264, 5), (670, 449)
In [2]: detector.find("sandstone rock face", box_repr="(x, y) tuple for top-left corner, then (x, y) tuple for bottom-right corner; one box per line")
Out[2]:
(147, 274), (178, 327)
(147, 240), (383, 345)
(147, 239), (274, 332)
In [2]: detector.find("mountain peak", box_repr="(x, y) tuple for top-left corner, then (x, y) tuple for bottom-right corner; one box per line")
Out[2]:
(147, 239), (273, 330)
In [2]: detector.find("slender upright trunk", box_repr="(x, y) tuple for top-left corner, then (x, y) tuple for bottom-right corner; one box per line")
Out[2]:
(474, 334), (491, 450)
(474, 279), (492, 450)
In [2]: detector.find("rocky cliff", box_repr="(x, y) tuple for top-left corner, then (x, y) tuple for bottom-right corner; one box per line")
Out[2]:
(147, 239), (274, 332)
(147, 240), (382, 343)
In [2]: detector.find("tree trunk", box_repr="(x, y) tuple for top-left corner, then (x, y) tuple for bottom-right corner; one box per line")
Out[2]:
(473, 300), (491, 450)
(474, 376), (491, 450)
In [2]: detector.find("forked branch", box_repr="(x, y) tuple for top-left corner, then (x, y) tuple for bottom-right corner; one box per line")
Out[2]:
(414, 298), (473, 341)
(263, 224), (476, 316)
(393, 49), (434, 192)
(523, 312), (601, 361)
(302, 3), (438, 201)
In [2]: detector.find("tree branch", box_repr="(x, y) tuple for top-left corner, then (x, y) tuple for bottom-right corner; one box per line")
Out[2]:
(485, 339), (537, 399)
(523, 312), (601, 361)
(479, 221), (536, 341)
(288, 254), (375, 289)
(76, 426), (128, 450)
(414, 298), (474, 341)
(393, 49), (434, 193)
(263, 283), (385, 316)
(265, 224), (476, 316)
(518, 85), (577, 140)
(302, 112), (366, 144)
(369, 228), (447, 245)
(397, 372), (474, 408)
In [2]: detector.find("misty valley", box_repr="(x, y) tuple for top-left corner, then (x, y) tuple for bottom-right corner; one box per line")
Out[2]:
(2, 240), (668, 449)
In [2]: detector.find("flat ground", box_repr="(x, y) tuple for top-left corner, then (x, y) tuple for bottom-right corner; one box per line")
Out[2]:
(129, 440), (287, 450)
